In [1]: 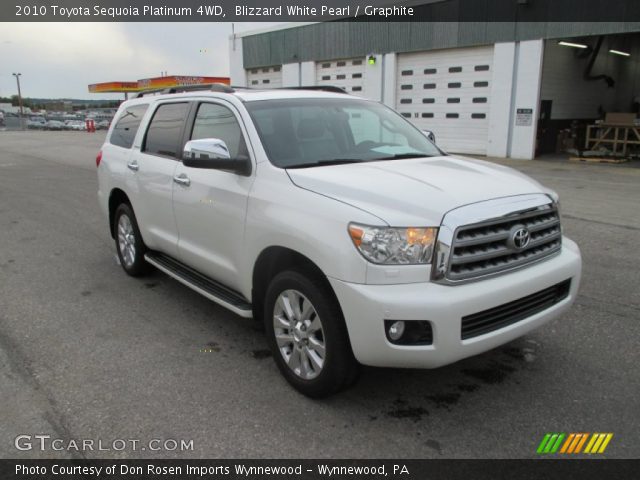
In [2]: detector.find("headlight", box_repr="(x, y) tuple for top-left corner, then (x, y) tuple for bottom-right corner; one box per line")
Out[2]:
(348, 223), (438, 265)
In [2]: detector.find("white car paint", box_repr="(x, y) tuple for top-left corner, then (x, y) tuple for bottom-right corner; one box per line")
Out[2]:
(97, 89), (581, 369)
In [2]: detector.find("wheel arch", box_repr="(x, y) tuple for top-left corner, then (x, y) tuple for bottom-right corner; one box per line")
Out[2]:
(251, 246), (340, 323)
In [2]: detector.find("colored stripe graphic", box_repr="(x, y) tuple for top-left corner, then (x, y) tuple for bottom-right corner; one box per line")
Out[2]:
(585, 433), (614, 454)
(567, 433), (583, 453)
(538, 433), (613, 454)
(574, 433), (589, 454)
(598, 434), (613, 453)
(550, 433), (565, 453)
(537, 434), (552, 454)
(537, 433), (565, 454)
(560, 433), (575, 453)
(584, 433), (598, 453)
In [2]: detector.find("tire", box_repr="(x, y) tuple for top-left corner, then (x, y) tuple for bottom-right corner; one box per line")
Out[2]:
(113, 203), (151, 277)
(264, 269), (360, 398)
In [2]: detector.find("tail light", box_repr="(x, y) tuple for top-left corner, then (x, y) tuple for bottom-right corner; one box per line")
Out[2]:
(96, 151), (102, 167)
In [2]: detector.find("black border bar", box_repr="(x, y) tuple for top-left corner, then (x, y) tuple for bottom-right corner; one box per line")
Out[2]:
(2, 459), (639, 480)
(3, 0), (640, 22)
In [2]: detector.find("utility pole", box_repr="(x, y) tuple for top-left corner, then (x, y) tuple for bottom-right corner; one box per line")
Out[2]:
(12, 73), (24, 130)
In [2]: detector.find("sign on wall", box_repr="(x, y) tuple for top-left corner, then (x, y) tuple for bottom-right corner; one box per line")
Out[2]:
(516, 108), (533, 126)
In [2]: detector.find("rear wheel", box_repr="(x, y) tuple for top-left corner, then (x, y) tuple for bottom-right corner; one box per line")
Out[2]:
(114, 203), (151, 277)
(264, 269), (359, 397)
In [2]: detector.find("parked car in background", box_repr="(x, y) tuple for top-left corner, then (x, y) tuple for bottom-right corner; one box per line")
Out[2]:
(27, 117), (47, 130)
(64, 120), (86, 131)
(46, 120), (65, 131)
(96, 120), (111, 130)
(0, 111), (5, 126)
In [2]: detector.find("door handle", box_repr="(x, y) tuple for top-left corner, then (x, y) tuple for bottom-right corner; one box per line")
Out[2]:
(173, 173), (191, 187)
(127, 161), (139, 172)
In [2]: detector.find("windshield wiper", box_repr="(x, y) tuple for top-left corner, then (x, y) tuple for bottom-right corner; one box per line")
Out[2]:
(285, 153), (433, 169)
(285, 159), (364, 169)
(372, 153), (432, 160)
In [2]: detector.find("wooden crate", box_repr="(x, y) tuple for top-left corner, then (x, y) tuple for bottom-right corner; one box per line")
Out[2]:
(569, 156), (629, 164)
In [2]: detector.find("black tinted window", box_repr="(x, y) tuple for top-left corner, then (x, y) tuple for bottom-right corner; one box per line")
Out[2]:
(191, 103), (247, 158)
(144, 103), (189, 158)
(110, 104), (148, 149)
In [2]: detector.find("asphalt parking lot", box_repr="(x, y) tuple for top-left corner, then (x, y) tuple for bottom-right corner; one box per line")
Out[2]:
(1, 131), (638, 459)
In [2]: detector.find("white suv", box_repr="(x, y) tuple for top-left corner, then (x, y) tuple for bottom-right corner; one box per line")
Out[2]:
(97, 85), (582, 397)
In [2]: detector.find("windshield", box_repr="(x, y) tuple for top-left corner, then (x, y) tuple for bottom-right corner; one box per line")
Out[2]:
(245, 98), (442, 168)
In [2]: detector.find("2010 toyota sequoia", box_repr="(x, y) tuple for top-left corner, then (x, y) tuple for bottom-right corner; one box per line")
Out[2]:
(97, 85), (582, 397)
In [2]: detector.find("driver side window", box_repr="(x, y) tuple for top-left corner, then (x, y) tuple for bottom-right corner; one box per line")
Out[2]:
(191, 103), (248, 158)
(346, 108), (409, 147)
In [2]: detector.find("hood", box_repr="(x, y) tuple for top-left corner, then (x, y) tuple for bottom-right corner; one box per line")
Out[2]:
(287, 156), (549, 225)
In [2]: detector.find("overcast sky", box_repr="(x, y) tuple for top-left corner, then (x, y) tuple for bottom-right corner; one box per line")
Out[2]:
(0, 22), (284, 100)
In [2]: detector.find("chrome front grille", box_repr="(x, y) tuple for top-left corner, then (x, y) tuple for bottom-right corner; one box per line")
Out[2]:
(448, 204), (561, 281)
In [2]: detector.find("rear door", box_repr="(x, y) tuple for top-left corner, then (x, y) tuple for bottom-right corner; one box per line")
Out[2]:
(131, 101), (190, 257)
(172, 100), (254, 291)
(103, 103), (148, 217)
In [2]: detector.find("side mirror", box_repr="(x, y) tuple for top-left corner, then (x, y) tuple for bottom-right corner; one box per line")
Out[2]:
(422, 130), (436, 144)
(182, 138), (251, 175)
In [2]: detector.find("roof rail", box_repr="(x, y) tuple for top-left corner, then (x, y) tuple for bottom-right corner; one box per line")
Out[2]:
(135, 83), (234, 98)
(276, 85), (348, 94)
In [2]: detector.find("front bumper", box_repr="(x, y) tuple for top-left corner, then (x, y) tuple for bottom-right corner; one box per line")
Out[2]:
(329, 237), (582, 368)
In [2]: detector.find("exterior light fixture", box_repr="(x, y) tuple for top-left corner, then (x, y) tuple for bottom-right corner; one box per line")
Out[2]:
(368, 55), (376, 65)
(609, 49), (630, 57)
(558, 41), (588, 49)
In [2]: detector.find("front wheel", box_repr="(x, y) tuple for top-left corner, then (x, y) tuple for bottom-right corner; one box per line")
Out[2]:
(264, 269), (359, 398)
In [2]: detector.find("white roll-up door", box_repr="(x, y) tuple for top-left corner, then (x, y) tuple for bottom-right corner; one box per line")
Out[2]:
(247, 66), (282, 89)
(396, 46), (494, 155)
(316, 58), (366, 96)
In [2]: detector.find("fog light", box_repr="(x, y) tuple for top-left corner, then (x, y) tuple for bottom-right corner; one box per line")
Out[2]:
(387, 321), (405, 341)
(384, 320), (433, 345)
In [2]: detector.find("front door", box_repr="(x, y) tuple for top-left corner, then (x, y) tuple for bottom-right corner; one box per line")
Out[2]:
(172, 101), (255, 291)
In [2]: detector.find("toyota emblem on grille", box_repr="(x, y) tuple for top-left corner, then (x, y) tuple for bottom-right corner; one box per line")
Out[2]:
(509, 226), (531, 250)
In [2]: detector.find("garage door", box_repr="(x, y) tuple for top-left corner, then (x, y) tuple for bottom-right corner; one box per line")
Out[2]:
(316, 58), (365, 96)
(247, 66), (282, 89)
(396, 46), (494, 155)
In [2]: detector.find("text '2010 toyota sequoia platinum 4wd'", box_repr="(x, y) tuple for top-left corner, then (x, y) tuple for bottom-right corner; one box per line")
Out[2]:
(97, 85), (582, 397)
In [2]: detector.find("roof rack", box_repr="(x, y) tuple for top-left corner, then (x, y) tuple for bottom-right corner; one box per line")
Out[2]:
(135, 83), (234, 98)
(133, 84), (348, 99)
(276, 86), (348, 94)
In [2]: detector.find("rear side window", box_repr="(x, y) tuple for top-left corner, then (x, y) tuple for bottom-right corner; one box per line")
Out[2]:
(191, 103), (247, 158)
(143, 103), (190, 158)
(110, 104), (148, 149)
